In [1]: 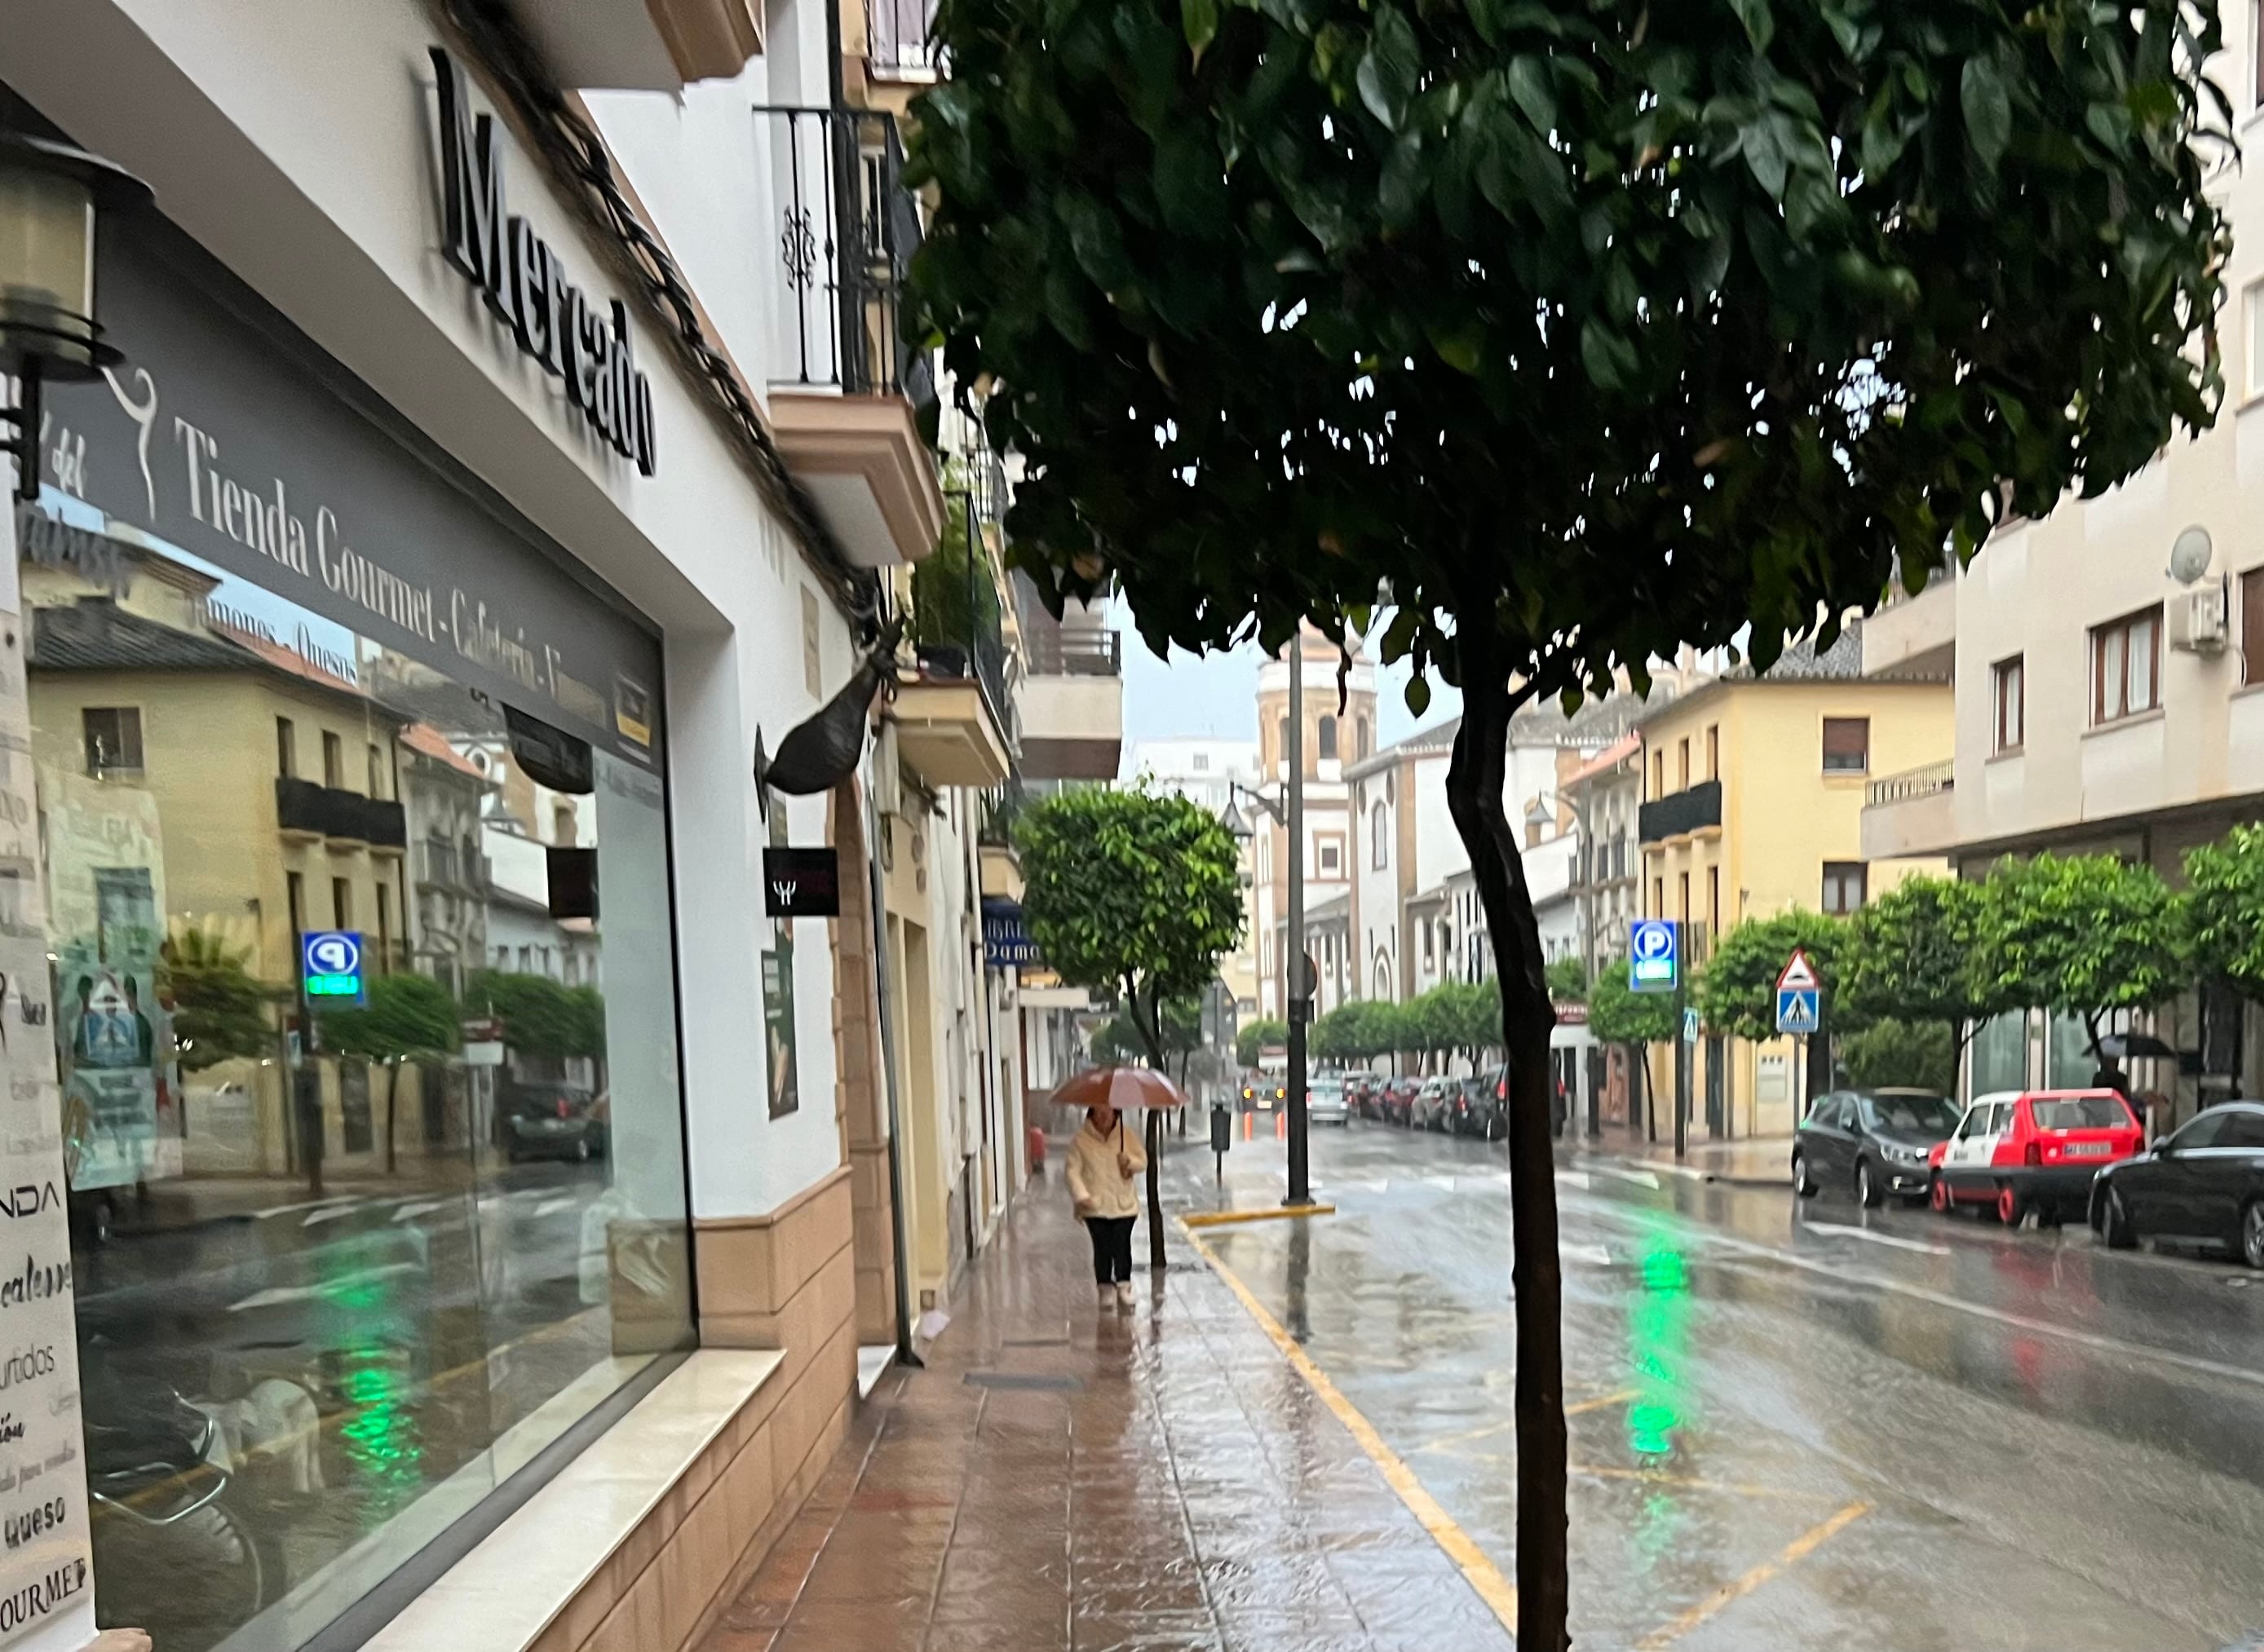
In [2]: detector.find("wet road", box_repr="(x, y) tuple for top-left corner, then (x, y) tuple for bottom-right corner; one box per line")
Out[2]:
(1177, 1120), (2264, 1651)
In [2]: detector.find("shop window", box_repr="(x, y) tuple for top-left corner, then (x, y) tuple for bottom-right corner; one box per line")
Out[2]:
(18, 294), (692, 1651)
(82, 705), (143, 776)
(2244, 569), (2264, 689)
(1821, 861), (1868, 914)
(1821, 717), (1870, 773)
(2091, 606), (2161, 722)
(1992, 655), (2025, 751)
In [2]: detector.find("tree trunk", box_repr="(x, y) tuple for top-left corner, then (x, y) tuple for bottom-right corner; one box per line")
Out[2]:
(1445, 641), (1569, 1652)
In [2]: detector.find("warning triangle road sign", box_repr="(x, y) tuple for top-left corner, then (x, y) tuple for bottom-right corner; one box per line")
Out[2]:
(1776, 948), (1820, 992)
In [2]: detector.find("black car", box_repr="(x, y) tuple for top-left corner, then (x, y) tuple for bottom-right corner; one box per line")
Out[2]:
(2091, 1101), (2264, 1268)
(1793, 1088), (1961, 1208)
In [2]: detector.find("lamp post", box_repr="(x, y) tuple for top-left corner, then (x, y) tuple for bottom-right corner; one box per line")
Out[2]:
(1220, 740), (1312, 1208)
(0, 134), (151, 501)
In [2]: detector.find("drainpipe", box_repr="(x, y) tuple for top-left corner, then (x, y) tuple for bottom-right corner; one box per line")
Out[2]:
(865, 779), (920, 1367)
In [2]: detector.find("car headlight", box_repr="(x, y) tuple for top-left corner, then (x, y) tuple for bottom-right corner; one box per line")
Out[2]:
(1886, 1144), (1926, 1165)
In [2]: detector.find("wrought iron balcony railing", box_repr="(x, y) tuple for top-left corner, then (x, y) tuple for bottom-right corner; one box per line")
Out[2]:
(866, 0), (944, 78)
(756, 106), (933, 406)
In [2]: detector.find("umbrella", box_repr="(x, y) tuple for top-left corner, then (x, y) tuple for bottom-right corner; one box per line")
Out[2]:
(2099, 1032), (2176, 1061)
(1050, 1067), (1188, 1111)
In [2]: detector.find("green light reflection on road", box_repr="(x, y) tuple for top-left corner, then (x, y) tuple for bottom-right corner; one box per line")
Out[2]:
(1626, 1219), (1691, 1460)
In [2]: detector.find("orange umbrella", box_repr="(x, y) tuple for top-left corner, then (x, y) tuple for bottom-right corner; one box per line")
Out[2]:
(1050, 1066), (1188, 1111)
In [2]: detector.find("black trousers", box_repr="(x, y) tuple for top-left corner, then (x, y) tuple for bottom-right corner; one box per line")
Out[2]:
(1085, 1215), (1135, 1284)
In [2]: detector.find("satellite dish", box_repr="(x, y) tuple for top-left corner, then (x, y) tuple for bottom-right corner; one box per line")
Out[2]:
(2168, 525), (2214, 585)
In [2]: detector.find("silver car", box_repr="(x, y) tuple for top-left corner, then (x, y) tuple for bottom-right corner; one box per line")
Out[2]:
(1307, 1076), (1351, 1126)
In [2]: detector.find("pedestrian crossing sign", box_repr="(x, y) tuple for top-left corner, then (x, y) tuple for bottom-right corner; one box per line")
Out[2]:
(1776, 986), (1820, 1036)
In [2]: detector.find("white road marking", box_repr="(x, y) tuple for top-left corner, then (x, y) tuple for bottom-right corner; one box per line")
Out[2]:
(253, 1195), (358, 1221)
(533, 1196), (579, 1218)
(1563, 1243), (1613, 1267)
(1555, 1170), (1593, 1190)
(227, 1262), (418, 1313)
(301, 1203), (375, 1228)
(1797, 1220), (1952, 1257)
(1571, 1193), (2264, 1394)
(391, 1200), (453, 1224)
(1591, 1166), (1662, 1190)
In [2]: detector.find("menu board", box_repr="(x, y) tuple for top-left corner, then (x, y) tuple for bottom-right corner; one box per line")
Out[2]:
(0, 510), (95, 1651)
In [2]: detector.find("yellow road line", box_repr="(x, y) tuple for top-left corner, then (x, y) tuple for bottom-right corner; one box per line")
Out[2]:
(1182, 1203), (1336, 1229)
(1413, 1388), (1638, 1456)
(1634, 1500), (1870, 1649)
(1569, 1464), (1822, 1501)
(1181, 1222), (1518, 1635)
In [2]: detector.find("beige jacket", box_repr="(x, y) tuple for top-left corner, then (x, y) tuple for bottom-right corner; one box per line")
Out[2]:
(1065, 1115), (1147, 1221)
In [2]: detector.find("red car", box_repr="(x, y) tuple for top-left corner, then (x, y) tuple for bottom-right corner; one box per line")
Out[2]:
(1928, 1089), (2144, 1225)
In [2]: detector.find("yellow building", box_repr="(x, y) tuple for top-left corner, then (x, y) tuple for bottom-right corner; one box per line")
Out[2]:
(1637, 626), (1952, 1137)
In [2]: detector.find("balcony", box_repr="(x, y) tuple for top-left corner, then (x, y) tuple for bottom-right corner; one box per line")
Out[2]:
(895, 555), (1013, 788)
(758, 106), (943, 568)
(276, 779), (408, 850)
(1860, 761), (1959, 861)
(1638, 780), (1722, 843)
(418, 838), (493, 892)
(864, 0), (942, 82)
(500, 0), (762, 90)
(1864, 563), (1957, 680)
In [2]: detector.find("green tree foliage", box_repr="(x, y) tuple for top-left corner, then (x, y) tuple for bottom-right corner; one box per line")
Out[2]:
(1407, 980), (1500, 1062)
(1311, 997), (1417, 1063)
(1544, 957), (1589, 1001)
(1840, 1018), (1957, 1093)
(1841, 876), (2001, 1088)
(1092, 996), (1202, 1069)
(1235, 1016), (1288, 1070)
(464, 970), (605, 1061)
(1588, 969), (1678, 1048)
(1969, 853), (2187, 1047)
(321, 973), (462, 1174)
(2185, 824), (2264, 1000)
(1017, 787), (1243, 1264)
(908, 0), (2227, 1635)
(158, 926), (278, 1071)
(910, 457), (1002, 650)
(1697, 911), (1851, 1042)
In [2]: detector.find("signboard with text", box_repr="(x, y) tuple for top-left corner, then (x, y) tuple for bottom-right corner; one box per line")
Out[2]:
(1629, 920), (1678, 992)
(763, 848), (841, 919)
(301, 930), (367, 1005)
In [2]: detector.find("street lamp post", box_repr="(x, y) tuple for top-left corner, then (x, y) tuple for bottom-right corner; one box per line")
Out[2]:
(1221, 740), (1313, 1209)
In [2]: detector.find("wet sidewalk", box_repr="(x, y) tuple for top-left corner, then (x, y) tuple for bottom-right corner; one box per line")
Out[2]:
(695, 1175), (1514, 1652)
(1577, 1131), (1795, 1187)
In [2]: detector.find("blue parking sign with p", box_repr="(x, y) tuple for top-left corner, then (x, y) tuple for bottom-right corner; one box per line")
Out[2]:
(302, 930), (366, 1005)
(1629, 920), (1678, 992)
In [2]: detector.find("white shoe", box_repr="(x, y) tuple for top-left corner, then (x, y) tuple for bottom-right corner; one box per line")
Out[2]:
(1098, 1284), (1115, 1310)
(1114, 1282), (1135, 1314)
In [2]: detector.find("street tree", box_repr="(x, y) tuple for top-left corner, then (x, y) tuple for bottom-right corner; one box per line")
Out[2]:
(1840, 1018), (1957, 1093)
(1017, 787), (1244, 1265)
(1544, 957), (1590, 1002)
(158, 926), (278, 1072)
(321, 973), (462, 1173)
(1588, 965), (1678, 1134)
(1236, 1016), (1289, 1070)
(907, 0), (2226, 1633)
(1699, 910), (1852, 1098)
(1970, 852), (2188, 1056)
(2184, 824), (2264, 1001)
(1842, 876), (2002, 1089)
(1094, 996), (1204, 1080)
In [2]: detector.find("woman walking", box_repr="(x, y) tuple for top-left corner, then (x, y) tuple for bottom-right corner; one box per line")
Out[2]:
(1067, 1102), (1146, 1312)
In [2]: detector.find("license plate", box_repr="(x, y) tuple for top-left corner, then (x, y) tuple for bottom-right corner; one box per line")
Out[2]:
(2064, 1142), (2111, 1157)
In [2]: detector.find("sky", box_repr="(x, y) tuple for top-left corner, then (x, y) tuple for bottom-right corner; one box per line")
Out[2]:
(1112, 595), (1462, 767)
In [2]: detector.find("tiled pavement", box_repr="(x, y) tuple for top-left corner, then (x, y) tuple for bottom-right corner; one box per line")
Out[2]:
(695, 1174), (1514, 1652)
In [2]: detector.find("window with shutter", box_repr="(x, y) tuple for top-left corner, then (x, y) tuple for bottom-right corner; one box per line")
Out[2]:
(1821, 718), (1869, 773)
(2244, 569), (2264, 689)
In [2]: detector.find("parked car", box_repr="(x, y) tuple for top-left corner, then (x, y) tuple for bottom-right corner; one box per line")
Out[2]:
(503, 1084), (607, 1163)
(1792, 1088), (1961, 1207)
(1238, 1072), (1286, 1114)
(1381, 1078), (1419, 1127)
(1930, 1089), (2142, 1225)
(2091, 1100), (2264, 1267)
(1307, 1075), (1351, 1127)
(1470, 1066), (1510, 1142)
(1412, 1076), (1453, 1132)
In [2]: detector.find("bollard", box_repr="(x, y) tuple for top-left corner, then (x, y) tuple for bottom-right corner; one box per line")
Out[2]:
(1209, 1103), (1231, 1184)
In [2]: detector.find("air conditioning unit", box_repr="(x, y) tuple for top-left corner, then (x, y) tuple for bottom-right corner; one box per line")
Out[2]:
(2169, 578), (2229, 655)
